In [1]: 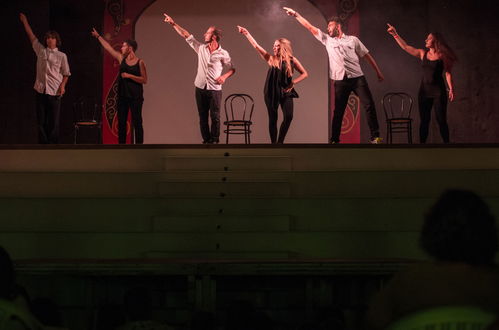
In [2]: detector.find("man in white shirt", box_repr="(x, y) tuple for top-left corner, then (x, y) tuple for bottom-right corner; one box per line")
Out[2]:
(284, 8), (384, 144)
(20, 13), (71, 144)
(163, 13), (235, 144)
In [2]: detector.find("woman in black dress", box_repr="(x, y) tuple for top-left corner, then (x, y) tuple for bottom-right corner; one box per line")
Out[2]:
(238, 26), (308, 143)
(387, 24), (456, 143)
(91, 28), (148, 144)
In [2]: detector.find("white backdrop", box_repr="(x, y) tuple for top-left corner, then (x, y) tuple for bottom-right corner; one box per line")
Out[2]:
(136, 0), (328, 144)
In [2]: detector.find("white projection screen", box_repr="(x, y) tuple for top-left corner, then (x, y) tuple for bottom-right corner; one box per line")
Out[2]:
(136, 0), (328, 144)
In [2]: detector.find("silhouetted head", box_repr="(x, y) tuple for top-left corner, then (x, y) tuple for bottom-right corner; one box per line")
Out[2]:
(0, 246), (15, 299)
(420, 189), (497, 266)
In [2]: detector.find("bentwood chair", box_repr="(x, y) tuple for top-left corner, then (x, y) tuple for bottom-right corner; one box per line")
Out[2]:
(223, 94), (254, 144)
(73, 97), (102, 144)
(382, 92), (414, 144)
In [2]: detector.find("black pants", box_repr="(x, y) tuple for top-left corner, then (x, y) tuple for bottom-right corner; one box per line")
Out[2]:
(418, 92), (449, 143)
(266, 95), (294, 144)
(118, 97), (144, 144)
(36, 92), (61, 144)
(332, 76), (379, 143)
(195, 87), (222, 143)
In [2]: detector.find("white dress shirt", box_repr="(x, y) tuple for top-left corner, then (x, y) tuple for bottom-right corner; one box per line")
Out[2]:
(186, 35), (233, 91)
(315, 30), (369, 81)
(32, 39), (71, 96)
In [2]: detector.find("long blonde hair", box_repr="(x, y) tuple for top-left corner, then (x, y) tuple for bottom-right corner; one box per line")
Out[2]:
(269, 38), (294, 77)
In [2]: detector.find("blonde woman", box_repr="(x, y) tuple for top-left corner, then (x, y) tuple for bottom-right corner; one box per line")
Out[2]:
(238, 26), (308, 143)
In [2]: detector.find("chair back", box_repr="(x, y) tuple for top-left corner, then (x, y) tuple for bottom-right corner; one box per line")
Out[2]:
(382, 92), (413, 120)
(224, 94), (254, 122)
(73, 97), (101, 125)
(387, 306), (496, 330)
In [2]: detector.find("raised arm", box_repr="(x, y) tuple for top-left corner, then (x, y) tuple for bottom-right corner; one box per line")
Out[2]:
(387, 23), (424, 59)
(20, 13), (36, 44)
(121, 60), (148, 84)
(283, 7), (319, 37)
(363, 53), (384, 82)
(237, 26), (270, 62)
(163, 13), (190, 39)
(91, 28), (123, 62)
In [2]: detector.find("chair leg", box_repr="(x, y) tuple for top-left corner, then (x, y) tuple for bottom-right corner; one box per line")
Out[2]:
(226, 125), (229, 144)
(408, 124), (412, 144)
(247, 126), (251, 144)
(74, 125), (78, 144)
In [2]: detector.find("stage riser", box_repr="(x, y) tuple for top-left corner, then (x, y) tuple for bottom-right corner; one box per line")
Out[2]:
(1, 146), (498, 266)
(0, 170), (497, 198)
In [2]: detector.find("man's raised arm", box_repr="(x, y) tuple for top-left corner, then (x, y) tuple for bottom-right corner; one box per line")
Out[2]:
(163, 13), (190, 39)
(283, 7), (319, 37)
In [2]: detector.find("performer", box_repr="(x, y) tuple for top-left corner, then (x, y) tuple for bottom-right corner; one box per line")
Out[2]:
(284, 7), (384, 144)
(237, 26), (308, 143)
(91, 28), (147, 144)
(20, 13), (71, 144)
(387, 24), (456, 143)
(163, 13), (235, 144)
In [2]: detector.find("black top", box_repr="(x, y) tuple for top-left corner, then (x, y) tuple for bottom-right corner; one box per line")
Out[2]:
(264, 60), (298, 108)
(419, 51), (446, 96)
(119, 58), (144, 100)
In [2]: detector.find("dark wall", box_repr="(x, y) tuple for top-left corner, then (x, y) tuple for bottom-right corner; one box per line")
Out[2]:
(1, 0), (104, 144)
(359, 0), (499, 143)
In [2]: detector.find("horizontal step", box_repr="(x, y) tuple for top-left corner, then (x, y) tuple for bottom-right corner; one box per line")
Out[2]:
(158, 181), (291, 198)
(152, 215), (291, 232)
(164, 156), (292, 171)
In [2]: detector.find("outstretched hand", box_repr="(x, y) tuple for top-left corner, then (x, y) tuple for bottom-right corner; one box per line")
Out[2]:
(386, 23), (397, 36)
(163, 13), (174, 25)
(283, 7), (298, 17)
(237, 25), (248, 35)
(19, 13), (28, 24)
(91, 28), (100, 38)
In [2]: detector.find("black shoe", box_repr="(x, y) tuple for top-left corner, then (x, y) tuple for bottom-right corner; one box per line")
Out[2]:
(212, 138), (219, 144)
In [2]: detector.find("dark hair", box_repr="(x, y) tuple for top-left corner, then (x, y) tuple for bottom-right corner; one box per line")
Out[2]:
(124, 39), (138, 52)
(429, 32), (457, 71)
(0, 246), (15, 299)
(420, 189), (497, 266)
(44, 30), (61, 48)
(211, 26), (222, 42)
(328, 16), (345, 27)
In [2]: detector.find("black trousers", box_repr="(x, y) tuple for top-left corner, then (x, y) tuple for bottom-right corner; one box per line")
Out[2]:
(36, 92), (61, 144)
(332, 76), (379, 143)
(266, 95), (294, 144)
(118, 97), (144, 144)
(418, 92), (449, 143)
(195, 87), (222, 143)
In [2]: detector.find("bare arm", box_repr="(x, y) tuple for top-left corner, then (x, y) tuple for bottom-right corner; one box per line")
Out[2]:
(363, 53), (384, 82)
(292, 57), (308, 84)
(387, 23), (424, 59)
(445, 71), (454, 101)
(122, 60), (148, 84)
(163, 14), (190, 39)
(215, 68), (236, 85)
(57, 76), (69, 96)
(20, 13), (36, 44)
(283, 7), (319, 37)
(91, 28), (123, 62)
(237, 26), (270, 62)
